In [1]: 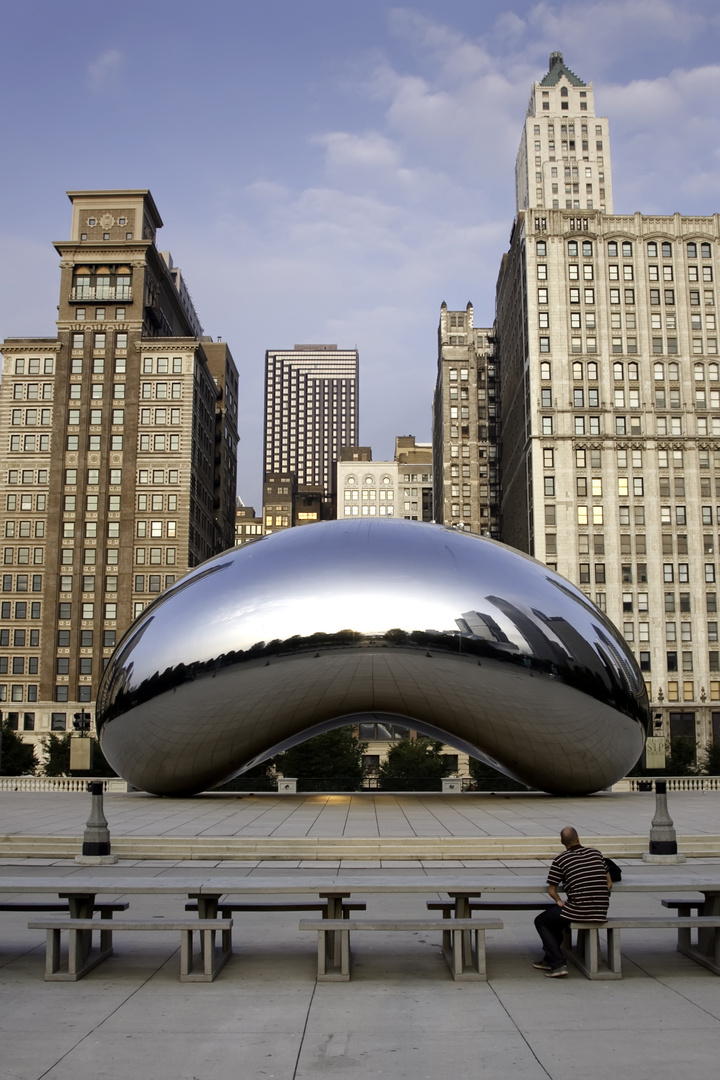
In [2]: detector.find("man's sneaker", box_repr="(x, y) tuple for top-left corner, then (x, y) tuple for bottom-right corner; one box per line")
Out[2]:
(544, 965), (569, 978)
(532, 959), (552, 970)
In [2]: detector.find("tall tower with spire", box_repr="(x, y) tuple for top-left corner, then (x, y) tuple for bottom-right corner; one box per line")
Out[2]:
(515, 52), (613, 215)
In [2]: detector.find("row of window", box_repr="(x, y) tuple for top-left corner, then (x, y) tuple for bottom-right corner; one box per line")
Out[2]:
(344, 490), (394, 501)
(58, 602), (118, 621)
(542, 360), (720, 382)
(134, 574), (175, 593)
(536, 240), (714, 260)
(12, 357), (54, 375)
(542, 448), (720, 474)
(539, 286), (716, 307)
(343, 506), (396, 517)
(539, 335), (718, 357)
(12, 383), (53, 400)
(75, 306), (126, 321)
(538, 262), (714, 284)
(0, 603), (41, 620)
(71, 331), (128, 351)
(134, 548), (177, 565)
(1, 575), (42, 592)
(540, 414), (720, 437)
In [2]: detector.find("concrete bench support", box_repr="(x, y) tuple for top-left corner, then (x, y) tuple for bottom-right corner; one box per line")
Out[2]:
(299, 917), (502, 983)
(567, 916), (720, 980)
(28, 917), (232, 983)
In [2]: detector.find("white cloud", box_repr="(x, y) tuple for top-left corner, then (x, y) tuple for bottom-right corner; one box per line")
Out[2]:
(86, 49), (123, 91)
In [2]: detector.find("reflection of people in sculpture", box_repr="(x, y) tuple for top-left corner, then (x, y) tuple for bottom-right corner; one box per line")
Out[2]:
(533, 826), (611, 977)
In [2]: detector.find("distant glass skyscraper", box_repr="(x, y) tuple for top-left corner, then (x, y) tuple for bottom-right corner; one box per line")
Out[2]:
(263, 344), (359, 499)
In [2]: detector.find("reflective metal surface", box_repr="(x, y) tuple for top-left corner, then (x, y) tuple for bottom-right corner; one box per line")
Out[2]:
(96, 519), (648, 796)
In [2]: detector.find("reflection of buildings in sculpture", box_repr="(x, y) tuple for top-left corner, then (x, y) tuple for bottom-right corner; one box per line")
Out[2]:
(0, 189), (239, 751)
(485, 596), (567, 667)
(455, 610), (519, 652)
(532, 612), (611, 690)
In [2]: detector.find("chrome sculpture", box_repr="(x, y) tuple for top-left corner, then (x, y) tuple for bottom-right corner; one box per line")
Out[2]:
(96, 519), (648, 796)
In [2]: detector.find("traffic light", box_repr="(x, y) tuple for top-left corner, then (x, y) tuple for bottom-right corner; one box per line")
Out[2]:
(73, 711), (91, 734)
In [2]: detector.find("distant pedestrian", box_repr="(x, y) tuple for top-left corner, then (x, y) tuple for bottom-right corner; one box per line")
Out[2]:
(533, 825), (611, 977)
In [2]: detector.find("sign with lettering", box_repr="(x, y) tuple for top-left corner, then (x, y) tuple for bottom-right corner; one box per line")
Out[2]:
(644, 736), (666, 770)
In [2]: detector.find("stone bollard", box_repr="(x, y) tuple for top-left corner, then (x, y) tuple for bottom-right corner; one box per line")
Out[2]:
(75, 781), (118, 865)
(642, 779), (686, 864)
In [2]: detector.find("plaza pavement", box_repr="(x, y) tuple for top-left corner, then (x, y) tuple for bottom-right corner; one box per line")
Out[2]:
(1, 789), (720, 1078)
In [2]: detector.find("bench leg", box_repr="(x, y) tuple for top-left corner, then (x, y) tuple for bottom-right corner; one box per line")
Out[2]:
(46, 928), (60, 976)
(99, 909), (114, 955)
(181, 924), (232, 983)
(473, 929), (487, 979)
(180, 929), (192, 978)
(607, 928), (622, 975)
(44, 927), (113, 982)
(445, 927), (486, 982)
(316, 928), (350, 982)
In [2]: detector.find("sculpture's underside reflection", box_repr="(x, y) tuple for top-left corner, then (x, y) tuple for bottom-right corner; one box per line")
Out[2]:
(96, 519), (648, 796)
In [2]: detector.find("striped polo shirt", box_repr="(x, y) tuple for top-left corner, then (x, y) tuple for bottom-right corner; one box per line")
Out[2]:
(547, 845), (610, 922)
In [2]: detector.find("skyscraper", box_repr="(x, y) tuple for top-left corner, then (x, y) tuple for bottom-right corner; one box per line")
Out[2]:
(497, 56), (720, 752)
(515, 51), (613, 216)
(263, 344), (359, 509)
(0, 190), (238, 750)
(432, 303), (500, 536)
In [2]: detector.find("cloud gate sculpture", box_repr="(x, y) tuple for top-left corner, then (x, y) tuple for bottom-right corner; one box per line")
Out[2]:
(96, 519), (648, 796)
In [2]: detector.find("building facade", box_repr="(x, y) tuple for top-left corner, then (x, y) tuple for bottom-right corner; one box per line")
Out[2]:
(497, 57), (720, 751)
(432, 303), (500, 536)
(0, 190), (238, 750)
(263, 344), (359, 505)
(336, 437), (432, 522)
(235, 502), (263, 545)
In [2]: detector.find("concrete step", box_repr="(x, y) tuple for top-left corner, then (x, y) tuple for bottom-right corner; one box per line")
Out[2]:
(2, 834), (719, 861)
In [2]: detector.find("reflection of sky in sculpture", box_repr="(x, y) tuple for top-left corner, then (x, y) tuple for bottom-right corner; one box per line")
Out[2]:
(97, 519), (648, 797)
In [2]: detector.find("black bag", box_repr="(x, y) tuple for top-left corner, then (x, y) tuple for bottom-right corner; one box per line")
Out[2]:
(605, 857), (622, 882)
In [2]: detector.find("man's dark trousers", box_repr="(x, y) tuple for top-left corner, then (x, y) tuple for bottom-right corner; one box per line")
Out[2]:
(534, 905), (567, 968)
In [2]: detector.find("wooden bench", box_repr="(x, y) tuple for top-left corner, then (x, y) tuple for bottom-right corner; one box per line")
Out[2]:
(566, 916), (720, 980)
(299, 917), (503, 982)
(28, 917), (232, 983)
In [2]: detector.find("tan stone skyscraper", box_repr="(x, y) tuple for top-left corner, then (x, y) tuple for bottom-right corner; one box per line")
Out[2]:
(515, 51), (613, 216)
(497, 57), (720, 754)
(0, 190), (238, 751)
(432, 303), (499, 536)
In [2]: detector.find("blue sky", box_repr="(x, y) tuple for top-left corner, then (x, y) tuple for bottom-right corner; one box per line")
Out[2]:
(2, 0), (720, 507)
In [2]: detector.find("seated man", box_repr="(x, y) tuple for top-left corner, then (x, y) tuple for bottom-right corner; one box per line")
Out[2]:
(533, 825), (611, 977)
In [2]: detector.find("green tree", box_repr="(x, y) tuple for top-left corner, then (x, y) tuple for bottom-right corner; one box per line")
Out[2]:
(275, 727), (368, 792)
(697, 741), (720, 776)
(377, 737), (454, 792)
(0, 720), (38, 775)
(468, 756), (529, 792)
(41, 732), (72, 776)
(664, 736), (698, 776)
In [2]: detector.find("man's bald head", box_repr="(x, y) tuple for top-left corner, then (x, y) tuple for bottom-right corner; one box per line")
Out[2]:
(560, 826), (580, 848)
